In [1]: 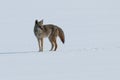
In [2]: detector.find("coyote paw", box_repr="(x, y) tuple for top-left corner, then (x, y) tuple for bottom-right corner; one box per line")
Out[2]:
(39, 50), (43, 52)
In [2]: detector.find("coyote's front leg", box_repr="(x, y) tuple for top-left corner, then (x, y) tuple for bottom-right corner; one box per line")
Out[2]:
(38, 38), (43, 52)
(40, 38), (43, 51)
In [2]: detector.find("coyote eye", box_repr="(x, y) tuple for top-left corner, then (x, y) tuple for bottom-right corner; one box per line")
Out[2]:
(39, 25), (43, 30)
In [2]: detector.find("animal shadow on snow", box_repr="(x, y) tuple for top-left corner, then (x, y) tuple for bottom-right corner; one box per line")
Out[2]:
(0, 51), (38, 55)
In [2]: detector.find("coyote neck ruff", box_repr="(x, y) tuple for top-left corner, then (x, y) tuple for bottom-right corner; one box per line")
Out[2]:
(34, 20), (65, 51)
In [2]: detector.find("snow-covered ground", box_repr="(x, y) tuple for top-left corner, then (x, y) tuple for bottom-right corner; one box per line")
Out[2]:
(0, 0), (120, 80)
(0, 48), (120, 80)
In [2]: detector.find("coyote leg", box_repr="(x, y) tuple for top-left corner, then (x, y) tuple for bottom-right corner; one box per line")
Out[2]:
(38, 39), (41, 52)
(40, 38), (43, 51)
(49, 37), (54, 51)
(37, 38), (43, 52)
(53, 38), (57, 51)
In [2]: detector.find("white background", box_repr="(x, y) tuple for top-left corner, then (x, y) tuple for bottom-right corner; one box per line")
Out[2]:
(0, 0), (120, 80)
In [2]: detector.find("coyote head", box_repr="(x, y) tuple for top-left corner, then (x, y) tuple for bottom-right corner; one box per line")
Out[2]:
(35, 19), (44, 30)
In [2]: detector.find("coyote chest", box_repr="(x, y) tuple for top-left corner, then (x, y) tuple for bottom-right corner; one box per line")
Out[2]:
(34, 26), (52, 38)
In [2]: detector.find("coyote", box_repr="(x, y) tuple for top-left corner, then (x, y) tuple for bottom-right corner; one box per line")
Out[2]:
(34, 19), (65, 51)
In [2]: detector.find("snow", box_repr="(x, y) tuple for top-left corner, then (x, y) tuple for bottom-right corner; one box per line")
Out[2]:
(0, 48), (120, 80)
(0, 0), (120, 80)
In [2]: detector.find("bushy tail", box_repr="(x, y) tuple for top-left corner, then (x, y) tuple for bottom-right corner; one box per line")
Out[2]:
(57, 27), (65, 44)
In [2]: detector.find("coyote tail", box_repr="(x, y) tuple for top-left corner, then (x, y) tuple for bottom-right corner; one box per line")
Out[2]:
(58, 27), (65, 44)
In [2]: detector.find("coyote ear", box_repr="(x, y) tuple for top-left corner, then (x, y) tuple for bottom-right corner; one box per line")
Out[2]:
(35, 20), (38, 24)
(39, 19), (43, 25)
(40, 19), (43, 23)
